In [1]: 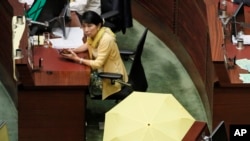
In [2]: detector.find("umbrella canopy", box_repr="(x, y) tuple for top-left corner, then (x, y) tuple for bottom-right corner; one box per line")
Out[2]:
(103, 92), (195, 141)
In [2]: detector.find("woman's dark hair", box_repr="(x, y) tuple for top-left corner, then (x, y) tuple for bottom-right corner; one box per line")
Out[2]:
(81, 11), (103, 26)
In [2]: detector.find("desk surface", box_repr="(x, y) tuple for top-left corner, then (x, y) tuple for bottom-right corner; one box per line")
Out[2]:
(182, 121), (209, 141)
(31, 47), (90, 86)
(211, 1), (250, 84)
(226, 3), (250, 84)
(16, 12), (90, 86)
(209, 1), (239, 62)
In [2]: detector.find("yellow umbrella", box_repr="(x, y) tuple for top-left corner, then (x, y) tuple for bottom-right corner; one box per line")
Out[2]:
(103, 92), (195, 141)
(0, 122), (9, 141)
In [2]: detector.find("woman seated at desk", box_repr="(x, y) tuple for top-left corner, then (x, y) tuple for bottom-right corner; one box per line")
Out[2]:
(61, 11), (128, 100)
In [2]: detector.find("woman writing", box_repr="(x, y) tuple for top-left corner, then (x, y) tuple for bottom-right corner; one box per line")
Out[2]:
(61, 11), (128, 100)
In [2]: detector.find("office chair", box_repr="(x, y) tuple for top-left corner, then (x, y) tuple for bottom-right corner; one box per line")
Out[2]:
(0, 121), (10, 141)
(91, 28), (149, 101)
(86, 28), (148, 130)
(119, 44), (137, 61)
(119, 29), (149, 61)
(101, 0), (133, 34)
(26, 0), (70, 38)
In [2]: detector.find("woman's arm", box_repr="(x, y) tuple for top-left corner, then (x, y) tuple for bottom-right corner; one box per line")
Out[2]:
(77, 37), (112, 68)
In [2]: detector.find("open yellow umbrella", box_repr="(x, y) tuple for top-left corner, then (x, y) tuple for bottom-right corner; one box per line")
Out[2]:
(103, 92), (195, 141)
(0, 121), (9, 141)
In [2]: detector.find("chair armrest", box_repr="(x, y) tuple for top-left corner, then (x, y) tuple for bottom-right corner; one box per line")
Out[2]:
(119, 49), (135, 56)
(98, 72), (131, 86)
(101, 10), (119, 19)
(98, 72), (123, 80)
(119, 49), (135, 61)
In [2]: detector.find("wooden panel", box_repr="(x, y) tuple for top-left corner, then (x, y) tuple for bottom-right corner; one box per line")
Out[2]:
(213, 63), (231, 85)
(213, 87), (250, 133)
(8, 0), (24, 15)
(16, 65), (34, 86)
(136, 0), (175, 32)
(18, 87), (86, 141)
(0, 1), (13, 73)
(183, 121), (209, 141)
(206, 1), (224, 62)
(177, 0), (208, 83)
(204, 34), (215, 115)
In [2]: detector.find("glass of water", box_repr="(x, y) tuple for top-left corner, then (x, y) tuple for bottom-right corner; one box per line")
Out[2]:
(43, 32), (50, 48)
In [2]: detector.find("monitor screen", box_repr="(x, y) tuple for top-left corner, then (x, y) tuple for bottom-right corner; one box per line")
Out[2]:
(231, 2), (245, 37)
(209, 121), (228, 141)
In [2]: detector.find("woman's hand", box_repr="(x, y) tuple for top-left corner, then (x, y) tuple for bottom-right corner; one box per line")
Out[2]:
(60, 49), (80, 62)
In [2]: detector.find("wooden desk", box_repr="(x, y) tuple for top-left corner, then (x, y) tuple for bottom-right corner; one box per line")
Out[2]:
(16, 12), (90, 141)
(31, 47), (89, 86)
(210, 0), (250, 135)
(212, 1), (250, 84)
(182, 121), (209, 141)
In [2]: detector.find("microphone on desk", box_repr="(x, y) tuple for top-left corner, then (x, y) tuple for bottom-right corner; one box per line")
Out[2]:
(26, 18), (49, 27)
(233, 21), (250, 38)
(236, 22), (250, 28)
(26, 18), (50, 36)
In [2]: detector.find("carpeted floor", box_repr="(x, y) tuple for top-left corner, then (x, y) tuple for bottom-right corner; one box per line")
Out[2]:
(0, 81), (18, 141)
(0, 20), (208, 141)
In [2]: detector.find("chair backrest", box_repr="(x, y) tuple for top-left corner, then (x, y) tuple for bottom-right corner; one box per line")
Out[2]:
(101, 0), (122, 32)
(0, 121), (10, 141)
(101, 0), (120, 14)
(128, 28), (148, 92)
(101, 0), (132, 34)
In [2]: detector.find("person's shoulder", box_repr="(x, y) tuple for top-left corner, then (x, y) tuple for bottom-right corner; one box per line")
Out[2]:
(100, 34), (114, 46)
(101, 28), (115, 41)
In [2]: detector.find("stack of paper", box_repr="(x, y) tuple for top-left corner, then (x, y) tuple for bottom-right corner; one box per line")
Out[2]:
(236, 58), (250, 71)
(232, 35), (250, 45)
(239, 74), (250, 83)
(50, 27), (84, 49)
(236, 59), (250, 83)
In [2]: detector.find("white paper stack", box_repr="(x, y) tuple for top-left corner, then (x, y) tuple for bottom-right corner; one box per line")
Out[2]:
(232, 35), (250, 45)
(239, 74), (250, 83)
(236, 59), (250, 83)
(50, 27), (84, 49)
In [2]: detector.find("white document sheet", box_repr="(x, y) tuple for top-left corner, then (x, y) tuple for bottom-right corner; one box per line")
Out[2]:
(236, 59), (250, 83)
(239, 74), (250, 83)
(50, 27), (84, 49)
(232, 35), (250, 45)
